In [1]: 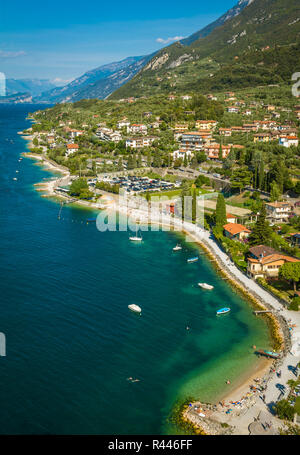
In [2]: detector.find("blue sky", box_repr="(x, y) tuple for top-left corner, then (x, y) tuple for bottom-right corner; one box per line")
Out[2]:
(0, 0), (237, 82)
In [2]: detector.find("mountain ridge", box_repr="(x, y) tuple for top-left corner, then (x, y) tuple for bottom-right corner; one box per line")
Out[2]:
(35, 0), (252, 103)
(109, 0), (300, 99)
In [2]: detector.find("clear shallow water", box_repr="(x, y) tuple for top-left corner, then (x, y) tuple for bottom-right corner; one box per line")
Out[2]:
(0, 105), (270, 434)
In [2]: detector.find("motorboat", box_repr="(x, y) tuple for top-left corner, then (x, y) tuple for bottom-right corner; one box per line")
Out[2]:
(173, 244), (182, 252)
(216, 308), (231, 315)
(198, 283), (214, 290)
(128, 304), (142, 314)
(187, 257), (199, 263)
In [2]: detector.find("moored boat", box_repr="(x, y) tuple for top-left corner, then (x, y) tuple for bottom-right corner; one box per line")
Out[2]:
(216, 307), (231, 315)
(187, 257), (198, 263)
(198, 283), (214, 290)
(129, 225), (143, 242)
(128, 304), (142, 314)
(173, 244), (182, 252)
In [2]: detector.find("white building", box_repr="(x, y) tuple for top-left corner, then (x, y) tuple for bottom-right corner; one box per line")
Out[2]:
(279, 135), (299, 148)
(172, 149), (194, 160)
(66, 143), (79, 156)
(126, 137), (157, 149)
(128, 124), (148, 135)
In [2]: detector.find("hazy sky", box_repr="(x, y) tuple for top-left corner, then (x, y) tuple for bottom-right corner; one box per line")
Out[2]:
(0, 0), (237, 82)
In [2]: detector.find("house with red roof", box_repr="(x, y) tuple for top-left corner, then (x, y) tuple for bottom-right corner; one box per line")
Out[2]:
(247, 245), (300, 280)
(223, 223), (251, 241)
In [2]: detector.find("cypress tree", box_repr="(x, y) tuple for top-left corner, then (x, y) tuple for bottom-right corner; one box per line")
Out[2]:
(248, 203), (272, 246)
(192, 188), (197, 223)
(215, 193), (227, 228)
(259, 159), (264, 190)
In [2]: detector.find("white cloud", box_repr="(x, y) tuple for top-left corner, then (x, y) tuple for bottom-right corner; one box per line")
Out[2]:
(0, 50), (26, 58)
(156, 36), (185, 45)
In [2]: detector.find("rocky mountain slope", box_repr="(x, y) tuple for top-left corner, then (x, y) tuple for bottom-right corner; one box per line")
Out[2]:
(110, 0), (300, 99)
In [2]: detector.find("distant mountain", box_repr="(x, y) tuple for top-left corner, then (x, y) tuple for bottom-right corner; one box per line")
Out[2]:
(35, 55), (154, 103)
(35, 2), (249, 105)
(0, 92), (32, 104)
(6, 79), (58, 97)
(110, 0), (300, 99)
(180, 0), (254, 46)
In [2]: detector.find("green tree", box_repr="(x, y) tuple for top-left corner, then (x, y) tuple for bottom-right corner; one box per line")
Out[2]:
(192, 188), (197, 223)
(183, 153), (188, 167)
(279, 262), (300, 292)
(69, 178), (91, 199)
(147, 150), (152, 167)
(117, 157), (123, 171)
(215, 193), (227, 229)
(270, 181), (281, 202)
(218, 144), (223, 161)
(248, 203), (272, 246)
(275, 399), (295, 421)
(230, 167), (252, 193)
(259, 159), (265, 190)
(180, 181), (191, 221)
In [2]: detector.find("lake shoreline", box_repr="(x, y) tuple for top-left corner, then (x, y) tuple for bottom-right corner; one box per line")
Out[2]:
(22, 149), (298, 436)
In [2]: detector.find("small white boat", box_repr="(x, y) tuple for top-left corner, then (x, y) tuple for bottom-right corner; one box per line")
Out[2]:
(173, 244), (182, 252)
(129, 225), (142, 242)
(129, 235), (142, 242)
(13, 178), (17, 181)
(128, 304), (142, 314)
(198, 283), (214, 290)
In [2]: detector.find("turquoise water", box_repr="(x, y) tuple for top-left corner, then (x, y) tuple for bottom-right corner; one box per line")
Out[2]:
(0, 105), (270, 434)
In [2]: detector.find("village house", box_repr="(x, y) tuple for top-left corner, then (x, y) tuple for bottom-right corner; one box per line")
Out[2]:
(117, 119), (130, 129)
(223, 223), (251, 241)
(219, 128), (232, 136)
(96, 127), (122, 142)
(265, 201), (293, 223)
(181, 95), (192, 101)
(172, 149), (194, 161)
(243, 123), (258, 132)
(66, 143), (79, 156)
(180, 132), (208, 152)
(69, 129), (84, 139)
(226, 213), (238, 224)
(195, 120), (218, 130)
(206, 94), (217, 101)
(254, 133), (271, 143)
(174, 123), (189, 131)
(225, 91), (235, 98)
(279, 135), (299, 148)
(204, 143), (231, 160)
(289, 233), (300, 248)
(47, 135), (55, 144)
(231, 126), (244, 134)
(125, 136), (157, 149)
(247, 245), (299, 280)
(128, 124), (147, 135)
(227, 106), (239, 114)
